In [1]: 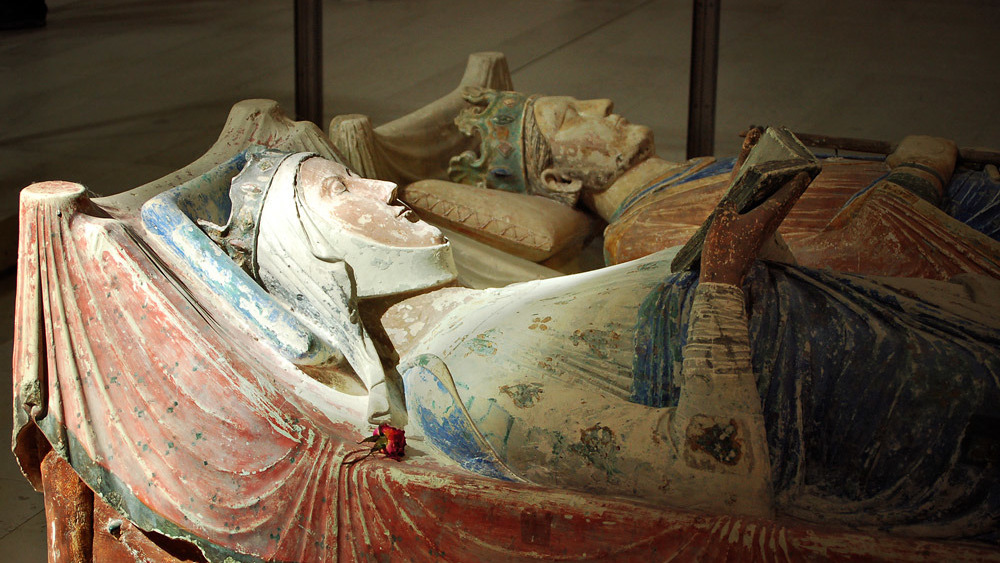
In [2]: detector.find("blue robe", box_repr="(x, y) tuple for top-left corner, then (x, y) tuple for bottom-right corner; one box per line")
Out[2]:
(633, 262), (1000, 541)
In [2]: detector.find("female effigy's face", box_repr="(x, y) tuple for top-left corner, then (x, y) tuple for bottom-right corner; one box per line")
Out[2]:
(533, 96), (654, 192)
(298, 158), (444, 247)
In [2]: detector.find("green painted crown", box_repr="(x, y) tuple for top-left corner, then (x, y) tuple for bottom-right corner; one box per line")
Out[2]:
(449, 89), (536, 194)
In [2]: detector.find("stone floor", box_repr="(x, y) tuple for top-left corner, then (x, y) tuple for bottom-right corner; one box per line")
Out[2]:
(1, 0), (998, 559)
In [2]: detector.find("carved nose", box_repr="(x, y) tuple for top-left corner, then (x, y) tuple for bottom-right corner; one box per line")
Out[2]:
(578, 98), (614, 117)
(351, 178), (398, 202)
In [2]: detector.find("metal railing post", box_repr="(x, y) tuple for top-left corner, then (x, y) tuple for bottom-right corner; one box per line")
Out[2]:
(686, 0), (721, 159)
(294, 0), (323, 125)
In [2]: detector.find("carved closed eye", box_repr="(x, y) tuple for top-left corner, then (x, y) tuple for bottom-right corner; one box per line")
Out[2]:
(548, 104), (573, 130)
(321, 176), (348, 195)
(561, 106), (578, 126)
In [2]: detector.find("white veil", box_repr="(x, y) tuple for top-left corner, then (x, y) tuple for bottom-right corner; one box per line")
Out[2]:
(254, 153), (456, 423)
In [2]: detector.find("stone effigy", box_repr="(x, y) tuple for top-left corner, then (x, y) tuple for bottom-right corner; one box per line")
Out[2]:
(353, 54), (1000, 281)
(11, 86), (1000, 561)
(605, 131), (1000, 280)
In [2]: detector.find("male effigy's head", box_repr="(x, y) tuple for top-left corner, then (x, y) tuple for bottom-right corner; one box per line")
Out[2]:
(448, 88), (655, 206)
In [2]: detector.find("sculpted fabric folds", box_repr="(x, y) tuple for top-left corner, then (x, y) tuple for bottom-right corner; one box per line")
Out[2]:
(943, 169), (1000, 241)
(14, 184), (358, 561)
(632, 261), (1000, 539)
(27, 190), (997, 560)
(16, 98), (1000, 562)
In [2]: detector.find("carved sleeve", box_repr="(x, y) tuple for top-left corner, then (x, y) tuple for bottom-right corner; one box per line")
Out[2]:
(671, 281), (773, 515)
(682, 282), (753, 392)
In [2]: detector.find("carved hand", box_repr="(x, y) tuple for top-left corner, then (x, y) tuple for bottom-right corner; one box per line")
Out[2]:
(700, 171), (812, 286)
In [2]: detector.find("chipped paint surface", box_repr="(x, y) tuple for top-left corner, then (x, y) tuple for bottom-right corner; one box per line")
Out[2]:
(400, 213), (1000, 544)
(499, 382), (543, 408)
(16, 179), (1000, 561)
(686, 417), (742, 466)
(140, 148), (333, 366)
(12, 102), (1000, 560)
(607, 159), (1000, 283)
(463, 329), (500, 357)
(402, 253), (768, 509)
(568, 424), (621, 479)
(569, 324), (626, 360)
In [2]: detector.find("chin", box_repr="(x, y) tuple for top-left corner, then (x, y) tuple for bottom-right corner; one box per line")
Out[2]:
(340, 237), (459, 299)
(623, 124), (655, 165)
(592, 125), (654, 190)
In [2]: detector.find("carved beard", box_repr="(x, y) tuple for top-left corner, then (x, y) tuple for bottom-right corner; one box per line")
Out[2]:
(524, 108), (655, 202)
(557, 123), (655, 194)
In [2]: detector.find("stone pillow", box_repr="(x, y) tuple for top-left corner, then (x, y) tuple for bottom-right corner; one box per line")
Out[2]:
(400, 179), (596, 262)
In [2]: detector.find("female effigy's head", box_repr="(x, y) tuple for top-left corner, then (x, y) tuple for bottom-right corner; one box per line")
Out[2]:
(296, 157), (444, 248)
(448, 88), (654, 206)
(294, 156), (457, 298)
(203, 151), (456, 299)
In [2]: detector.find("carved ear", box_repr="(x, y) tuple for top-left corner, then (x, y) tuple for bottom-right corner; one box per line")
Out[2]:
(540, 168), (583, 206)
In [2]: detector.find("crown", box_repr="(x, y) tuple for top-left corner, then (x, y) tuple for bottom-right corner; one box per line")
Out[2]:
(448, 88), (537, 194)
(200, 149), (303, 279)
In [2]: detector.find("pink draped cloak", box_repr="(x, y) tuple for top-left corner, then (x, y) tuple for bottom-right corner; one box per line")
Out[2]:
(12, 181), (1000, 562)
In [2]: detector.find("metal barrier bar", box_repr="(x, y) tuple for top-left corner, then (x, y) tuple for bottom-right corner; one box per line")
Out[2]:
(294, 0), (323, 125)
(686, 0), (721, 159)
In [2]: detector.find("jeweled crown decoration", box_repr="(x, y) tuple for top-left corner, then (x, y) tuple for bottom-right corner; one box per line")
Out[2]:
(448, 89), (536, 194)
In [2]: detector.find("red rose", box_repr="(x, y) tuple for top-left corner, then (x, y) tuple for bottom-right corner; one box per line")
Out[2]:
(378, 423), (406, 459)
(351, 424), (408, 465)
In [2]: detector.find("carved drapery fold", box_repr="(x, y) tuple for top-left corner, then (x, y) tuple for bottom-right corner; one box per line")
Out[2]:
(12, 99), (1000, 561)
(15, 183), (1000, 562)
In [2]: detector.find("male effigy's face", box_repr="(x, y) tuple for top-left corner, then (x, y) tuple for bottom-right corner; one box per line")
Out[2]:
(533, 96), (654, 193)
(298, 158), (444, 248)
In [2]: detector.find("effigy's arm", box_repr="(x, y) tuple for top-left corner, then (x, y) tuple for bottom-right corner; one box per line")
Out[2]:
(669, 282), (773, 516)
(666, 168), (814, 517)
